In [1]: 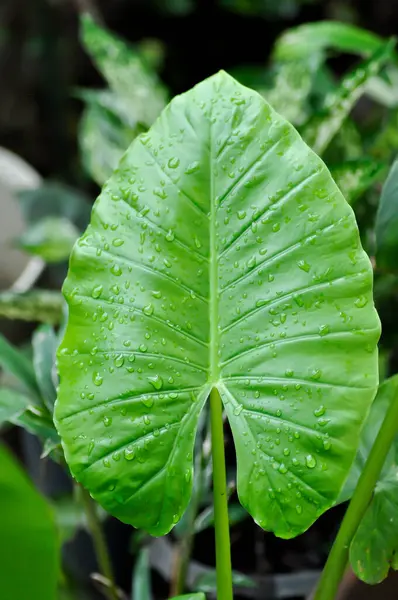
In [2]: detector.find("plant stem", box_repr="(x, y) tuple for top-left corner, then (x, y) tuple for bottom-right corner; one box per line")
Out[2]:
(80, 485), (118, 600)
(314, 389), (398, 600)
(209, 386), (233, 600)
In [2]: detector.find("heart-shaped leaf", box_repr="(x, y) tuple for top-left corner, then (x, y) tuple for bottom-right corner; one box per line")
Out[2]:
(55, 71), (379, 538)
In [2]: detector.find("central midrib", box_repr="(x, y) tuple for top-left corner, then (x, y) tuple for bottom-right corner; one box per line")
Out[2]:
(209, 121), (220, 384)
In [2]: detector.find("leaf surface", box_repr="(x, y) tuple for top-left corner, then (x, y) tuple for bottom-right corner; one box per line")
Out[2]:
(32, 325), (58, 411)
(55, 71), (379, 538)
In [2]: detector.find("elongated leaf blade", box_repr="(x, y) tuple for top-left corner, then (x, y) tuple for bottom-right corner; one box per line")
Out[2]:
(132, 548), (152, 600)
(0, 333), (39, 396)
(81, 15), (167, 128)
(274, 21), (386, 61)
(302, 41), (394, 155)
(0, 444), (59, 599)
(80, 99), (137, 186)
(375, 160), (398, 270)
(0, 388), (31, 424)
(55, 72), (379, 538)
(0, 290), (64, 325)
(32, 325), (58, 411)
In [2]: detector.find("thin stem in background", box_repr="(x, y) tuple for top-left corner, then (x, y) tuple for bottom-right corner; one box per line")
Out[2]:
(313, 389), (398, 600)
(80, 485), (119, 600)
(209, 386), (233, 600)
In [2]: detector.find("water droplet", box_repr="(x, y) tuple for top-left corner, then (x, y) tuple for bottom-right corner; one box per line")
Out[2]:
(237, 210), (246, 220)
(310, 369), (322, 381)
(93, 372), (103, 386)
(285, 369), (294, 378)
(144, 303), (154, 316)
(148, 374), (163, 390)
(314, 405), (326, 417)
(111, 264), (122, 276)
(88, 440), (95, 455)
(305, 454), (317, 469)
(112, 238), (124, 247)
(139, 344), (148, 352)
(295, 504), (303, 514)
(185, 161), (200, 174)
(278, 463), (288, 474)
(297, 260), (311, 273)
(124, 446), (135, 461)
(166, 230), (175, 242)
(355, 295), (368, 308)
(234, 404), (243, 416)
(319, 325), (330, 337)
(114, 354), (124, 368)
(283, 448), (290, 456)
(168, 157), (180, 169)
(92, 285), (103, 299)
(103, 415), (112, 427)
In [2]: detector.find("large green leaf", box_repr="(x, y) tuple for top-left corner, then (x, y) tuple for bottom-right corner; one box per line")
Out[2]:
(273, 21), (386, 61)
(375, 160), (398, 271)
(302, 41), (394, 155)
(55, 71), (379, 538)
(343, 375), (398, 583)
(81, 15), (167, 128)
(0, 444), (59, 599)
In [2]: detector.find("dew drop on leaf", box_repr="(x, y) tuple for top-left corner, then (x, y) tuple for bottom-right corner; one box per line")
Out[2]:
(103, 415), (112, 427)
(124, 447), (135, 461)
(355, 295), (368, 308)
(305, 454), (317, 469)
(147, 374), (163, 390)
(168, 157), (180, 169)
(144, 303), (154, 316)
(93, 372), (103, 386)
(234, 404), (243, 416)
(92, 285), (103, 299)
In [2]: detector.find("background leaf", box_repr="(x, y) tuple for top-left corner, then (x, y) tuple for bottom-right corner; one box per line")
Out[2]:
(345, 375), (398, 583)
(32, 325), (58, 411)
(132, 548), (152, 600)
(81, 14), (167, 128)
(55, 71), (379, 539)
(273, 21), (386, 61)
(330, 160), (386, 206)
(375, 159), (398, 270)
(0, 387), (31, 424)
(0, 332), (39, 397)
(17, 216), (79, 263)
(0, 444), (59, 600)
(0, 290), (64, 325)
(302, 41), (394, 155)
